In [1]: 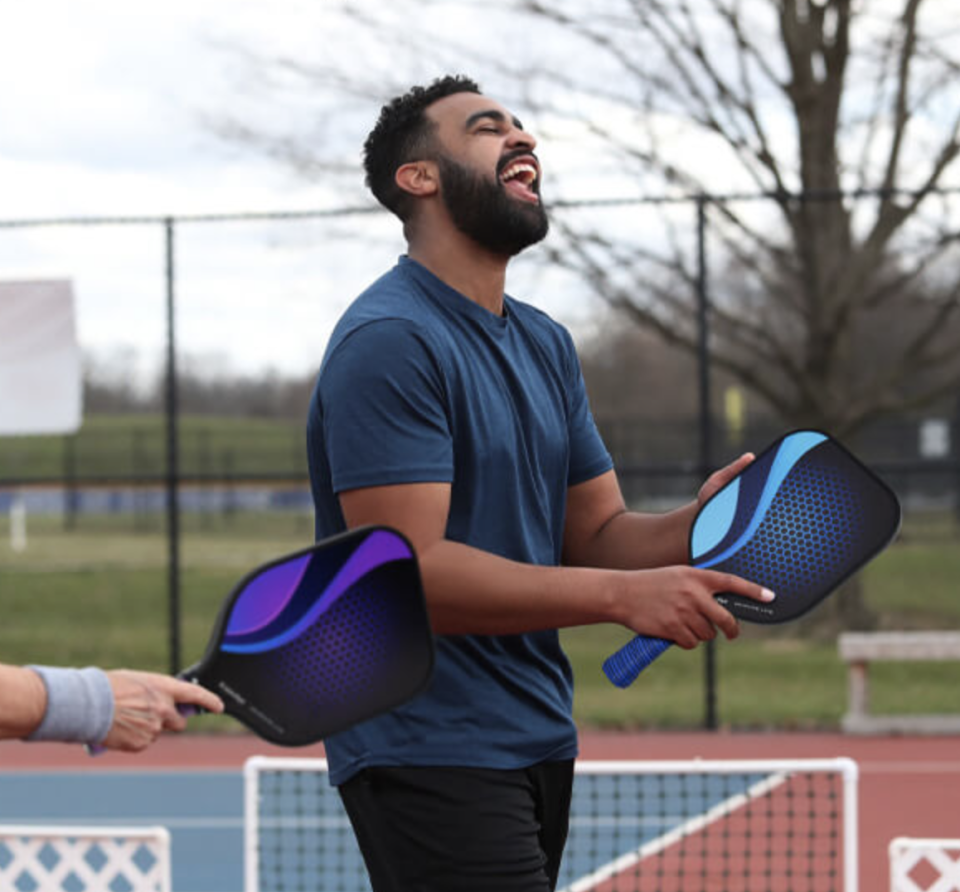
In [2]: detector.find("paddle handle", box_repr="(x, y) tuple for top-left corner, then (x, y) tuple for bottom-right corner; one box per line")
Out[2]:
(602, 635), (674, 688)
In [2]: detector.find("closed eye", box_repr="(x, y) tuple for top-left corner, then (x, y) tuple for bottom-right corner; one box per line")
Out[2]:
(465, 109), (520, 136)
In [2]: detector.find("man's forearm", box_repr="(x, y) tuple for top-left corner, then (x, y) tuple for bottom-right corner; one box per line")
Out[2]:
(419, 538), (628, 636)
(0, 664), (49, 740)
(0, 664), (116, 743)
(419, 532), (771, 650)
(569, 502), (698, 571)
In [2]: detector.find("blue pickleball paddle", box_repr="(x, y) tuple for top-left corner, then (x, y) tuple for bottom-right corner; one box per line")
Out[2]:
(602, 430), (901, 687)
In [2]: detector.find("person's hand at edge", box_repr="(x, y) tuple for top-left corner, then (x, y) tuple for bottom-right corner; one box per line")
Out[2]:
(99, 670), (224, 753)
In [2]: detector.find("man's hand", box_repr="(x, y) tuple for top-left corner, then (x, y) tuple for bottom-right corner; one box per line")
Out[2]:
(615, 565), (775, 649)
(697, 452), (754, 507)
(100, 671), (224, 753)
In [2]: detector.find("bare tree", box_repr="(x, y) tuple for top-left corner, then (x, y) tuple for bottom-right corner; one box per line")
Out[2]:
(526, 0), (960, 438)
(208, 0), (960, 629)
(209, 0), (960, 438)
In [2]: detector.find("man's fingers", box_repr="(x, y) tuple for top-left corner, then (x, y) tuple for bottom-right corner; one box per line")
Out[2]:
(162, 706), (190, 733)
(98, 672), (225, 752)
(708, 571), (775, 605)
(130, 673), (225, 714)
(706, 605), (736, 640)
(699, 452), (755, 502)
(722, 452), (754, 481)
(700, 571), (775, 639)
(169, 680), (225, 714)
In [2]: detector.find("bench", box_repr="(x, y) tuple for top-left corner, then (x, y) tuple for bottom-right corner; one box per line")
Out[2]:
(838, 631), (960, 734)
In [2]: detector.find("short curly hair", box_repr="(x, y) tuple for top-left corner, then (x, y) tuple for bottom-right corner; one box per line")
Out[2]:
(363, 75), (481, 220)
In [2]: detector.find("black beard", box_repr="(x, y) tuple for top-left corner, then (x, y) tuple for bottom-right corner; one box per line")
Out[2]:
(436, 154), (549, 256)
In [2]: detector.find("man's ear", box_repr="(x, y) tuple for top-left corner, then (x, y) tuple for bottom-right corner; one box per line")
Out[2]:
(395, 161), (439, 198)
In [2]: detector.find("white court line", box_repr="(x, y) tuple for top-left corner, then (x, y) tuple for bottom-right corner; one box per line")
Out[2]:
(0, 768), (240, 776)
(859, 761), (960, 774)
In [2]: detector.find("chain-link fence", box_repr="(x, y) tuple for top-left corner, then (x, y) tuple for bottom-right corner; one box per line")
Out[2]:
(2, 188), (959, 725)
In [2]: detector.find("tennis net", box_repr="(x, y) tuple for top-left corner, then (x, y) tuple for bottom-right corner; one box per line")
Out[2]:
(244, 756), (858, 892)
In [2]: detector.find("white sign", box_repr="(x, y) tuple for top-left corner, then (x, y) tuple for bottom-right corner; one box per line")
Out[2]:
(0, 279), (83, 436)
(919, 418), (950, 459)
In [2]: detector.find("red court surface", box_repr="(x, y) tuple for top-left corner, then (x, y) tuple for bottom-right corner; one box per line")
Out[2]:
(2, 729), (957, 891)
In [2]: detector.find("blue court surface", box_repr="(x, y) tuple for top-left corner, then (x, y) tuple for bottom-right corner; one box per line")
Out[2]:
(0, 770), (245, 892)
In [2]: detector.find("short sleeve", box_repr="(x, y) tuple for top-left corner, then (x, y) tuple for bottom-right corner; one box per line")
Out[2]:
(317, 320), (454, 493)
(562, 331), (614, 486)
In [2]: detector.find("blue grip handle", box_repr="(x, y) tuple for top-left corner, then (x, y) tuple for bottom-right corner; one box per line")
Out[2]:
(602, 635), (674, 687)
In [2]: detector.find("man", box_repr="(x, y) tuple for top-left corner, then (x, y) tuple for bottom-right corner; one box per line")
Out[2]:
(0, 663), (223, 752)
(307, 75), (774, 891)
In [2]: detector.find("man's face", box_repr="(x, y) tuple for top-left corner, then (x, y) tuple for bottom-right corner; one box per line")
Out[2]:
(426, 92), (548, 256)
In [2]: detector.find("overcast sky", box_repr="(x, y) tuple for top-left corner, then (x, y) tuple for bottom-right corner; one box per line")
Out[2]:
(5, 2), (272, 215)
(0, 0), (679, 387)
(3, 0), (957, 388)
(0, 0), (418, 383)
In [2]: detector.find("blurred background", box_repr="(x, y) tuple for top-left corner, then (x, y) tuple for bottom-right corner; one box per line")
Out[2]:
(1, 0), (959, 732)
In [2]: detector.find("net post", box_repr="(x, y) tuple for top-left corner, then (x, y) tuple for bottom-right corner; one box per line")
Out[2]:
(838, 756), (860, 892)
(244, 755), (267, 892)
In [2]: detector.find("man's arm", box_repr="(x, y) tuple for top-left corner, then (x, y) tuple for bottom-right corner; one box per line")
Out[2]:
(0, 664), (48, 740)
(561, 454), (755, 570)
(338, 455), (772, 649)
(0, 663), (224, 751)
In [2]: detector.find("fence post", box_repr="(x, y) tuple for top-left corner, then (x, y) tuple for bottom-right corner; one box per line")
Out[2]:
(954, 394), (960, 528)
(164, 218), (182, 676)
(63, 434), (78, 531)
(696, 193), (718, 731)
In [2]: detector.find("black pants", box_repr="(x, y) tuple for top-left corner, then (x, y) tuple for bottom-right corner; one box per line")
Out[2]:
(338, 761), (575, 892)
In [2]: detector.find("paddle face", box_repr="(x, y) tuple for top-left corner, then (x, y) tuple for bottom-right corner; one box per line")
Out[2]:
(602, 430), (901, 687)
(692, 429), (901, 623)
(182, 526), (434, 746)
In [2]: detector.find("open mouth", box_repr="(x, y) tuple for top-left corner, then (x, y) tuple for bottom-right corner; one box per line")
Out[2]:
(499, 157), (540, 203)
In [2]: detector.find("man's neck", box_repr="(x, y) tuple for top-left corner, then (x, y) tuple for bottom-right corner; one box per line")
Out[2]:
(408, 233), (509, 317)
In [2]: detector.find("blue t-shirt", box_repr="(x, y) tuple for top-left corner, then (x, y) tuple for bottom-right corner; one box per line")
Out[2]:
(307, 256), (613, 785)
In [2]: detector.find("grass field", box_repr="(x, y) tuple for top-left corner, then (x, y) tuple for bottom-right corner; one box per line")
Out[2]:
(0, 415), (305, 480)
(1, 508), (958, 732)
